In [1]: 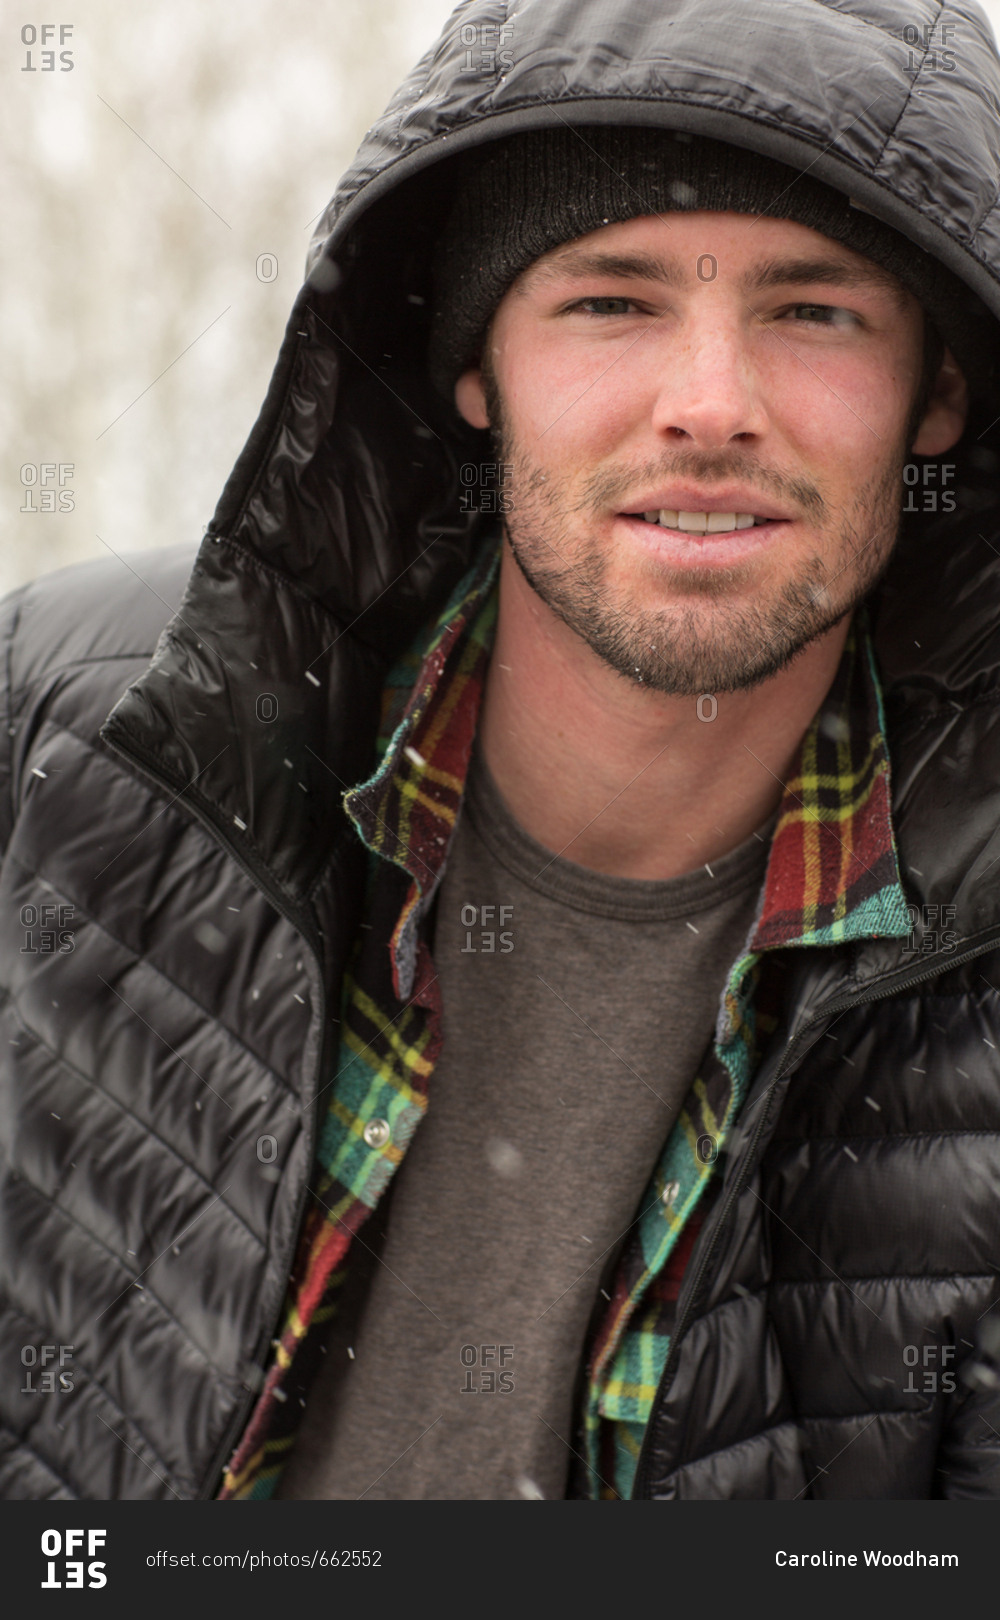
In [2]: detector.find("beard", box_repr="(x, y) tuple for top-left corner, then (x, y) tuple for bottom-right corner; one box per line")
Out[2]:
(482, 367), (908, 698)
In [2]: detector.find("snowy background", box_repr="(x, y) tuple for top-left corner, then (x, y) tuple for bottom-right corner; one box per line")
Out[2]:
(6, 0), (1000, 598)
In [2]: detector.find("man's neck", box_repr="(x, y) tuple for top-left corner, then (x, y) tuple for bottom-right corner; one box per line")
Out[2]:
(477, 545), (853, 881)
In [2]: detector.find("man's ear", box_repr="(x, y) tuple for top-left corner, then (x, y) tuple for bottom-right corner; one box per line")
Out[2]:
(454, 367), (490, 429)
(910, 346), (969, 455)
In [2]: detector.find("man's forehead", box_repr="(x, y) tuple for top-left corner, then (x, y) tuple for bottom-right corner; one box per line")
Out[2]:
(520, 216), (911, 305)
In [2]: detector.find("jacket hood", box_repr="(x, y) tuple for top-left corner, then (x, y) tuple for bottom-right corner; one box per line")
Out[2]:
(310, 0), (1000, 410)
(102, 0), (1000, 976)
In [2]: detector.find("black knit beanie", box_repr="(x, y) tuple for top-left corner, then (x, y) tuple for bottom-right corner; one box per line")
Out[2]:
(427, 126), (997, 413)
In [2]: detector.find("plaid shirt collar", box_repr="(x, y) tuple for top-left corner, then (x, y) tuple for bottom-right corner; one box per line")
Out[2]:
(347, 532), (909, 983)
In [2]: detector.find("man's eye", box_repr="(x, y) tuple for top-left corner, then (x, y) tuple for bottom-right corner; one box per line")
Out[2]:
(783, 303), (857, 328)
(569, 296), (640, 316)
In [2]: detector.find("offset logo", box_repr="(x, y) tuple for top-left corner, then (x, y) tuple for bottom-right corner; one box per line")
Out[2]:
(20, 24), (74, 71)
(40, 1529), (107, 1590)
(21, 1343), (74, 1392)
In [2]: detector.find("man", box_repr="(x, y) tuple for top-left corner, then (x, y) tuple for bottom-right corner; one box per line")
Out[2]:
(4, 0), (1000, 1502)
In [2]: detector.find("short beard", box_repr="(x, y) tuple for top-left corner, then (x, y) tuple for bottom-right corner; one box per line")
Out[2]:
(480, 353), (909, 697)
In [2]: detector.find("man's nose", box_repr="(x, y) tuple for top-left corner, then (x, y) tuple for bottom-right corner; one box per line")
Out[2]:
(648, 312), (768, 448)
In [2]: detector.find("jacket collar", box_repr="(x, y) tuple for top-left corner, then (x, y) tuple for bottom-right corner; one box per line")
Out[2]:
(98, 524), (472, 913)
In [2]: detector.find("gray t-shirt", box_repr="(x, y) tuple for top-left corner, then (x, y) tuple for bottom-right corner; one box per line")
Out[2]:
(278, 743), (771, 1500)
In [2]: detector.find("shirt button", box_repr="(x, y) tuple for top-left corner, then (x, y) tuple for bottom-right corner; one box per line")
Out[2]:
(363, 1117), (391, 1149)
(661, 1179), (680, 1208)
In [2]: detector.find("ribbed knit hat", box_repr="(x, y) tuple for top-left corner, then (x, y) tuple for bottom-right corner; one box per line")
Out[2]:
(428, 126), (997, 412)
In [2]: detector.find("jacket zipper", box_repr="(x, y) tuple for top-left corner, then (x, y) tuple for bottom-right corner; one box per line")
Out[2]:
(630, 924), (1000, 1499)
(100, 727), (331, 1500)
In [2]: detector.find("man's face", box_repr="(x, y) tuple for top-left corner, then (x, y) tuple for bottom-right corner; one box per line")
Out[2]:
(455, 211), (967, 696)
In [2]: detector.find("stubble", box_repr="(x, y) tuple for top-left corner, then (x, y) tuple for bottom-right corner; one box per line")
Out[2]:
(482, 362), (909, 696)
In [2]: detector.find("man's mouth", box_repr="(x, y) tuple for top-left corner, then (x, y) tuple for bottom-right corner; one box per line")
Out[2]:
(615, 504), (794, 570)
(634, 509), (776, 534)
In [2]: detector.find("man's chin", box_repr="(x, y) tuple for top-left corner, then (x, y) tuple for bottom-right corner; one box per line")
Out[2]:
(569, 590), (847, 696)
(504, 528), (852, 694)
(592, 634), (810, 697)
(624, 553), (763, 600)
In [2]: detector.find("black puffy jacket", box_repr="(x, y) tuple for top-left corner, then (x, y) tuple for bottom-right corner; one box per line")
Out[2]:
(5, 0), (1000, 1500)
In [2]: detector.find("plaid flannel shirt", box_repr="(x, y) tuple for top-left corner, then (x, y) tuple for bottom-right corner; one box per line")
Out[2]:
(220, 531), (912, 1500)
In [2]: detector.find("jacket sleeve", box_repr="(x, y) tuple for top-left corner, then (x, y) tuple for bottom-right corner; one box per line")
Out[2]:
(938, 1319), (1000, 1496)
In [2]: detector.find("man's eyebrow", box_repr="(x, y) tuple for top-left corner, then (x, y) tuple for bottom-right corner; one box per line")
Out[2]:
(524, 247), (907, 304)
(745, 255), (908, 303)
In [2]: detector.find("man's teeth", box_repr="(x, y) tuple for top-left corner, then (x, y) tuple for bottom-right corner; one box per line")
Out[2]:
(641, 510), (760, 532)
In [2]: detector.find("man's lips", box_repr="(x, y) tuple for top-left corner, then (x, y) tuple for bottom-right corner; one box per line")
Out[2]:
(620, 510), (793, 534)
(620, 490), (794, 523)
(615, 510), (792, 566)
